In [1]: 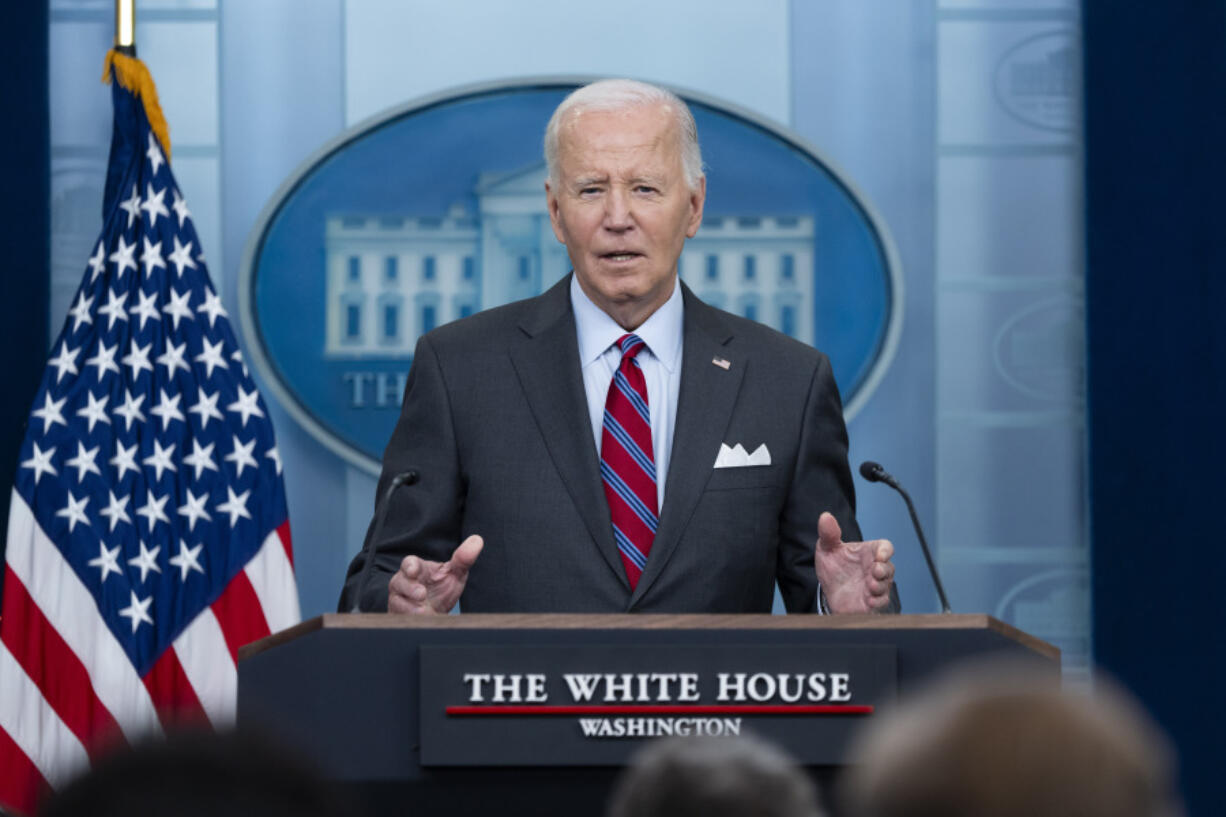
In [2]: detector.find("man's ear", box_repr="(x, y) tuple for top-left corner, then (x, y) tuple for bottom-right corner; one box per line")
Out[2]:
(545, 181), (567, 245)
(685, 176), (707, 238)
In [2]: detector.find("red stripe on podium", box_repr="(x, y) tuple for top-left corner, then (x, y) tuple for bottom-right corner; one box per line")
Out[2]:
(445, 704), (873, 716)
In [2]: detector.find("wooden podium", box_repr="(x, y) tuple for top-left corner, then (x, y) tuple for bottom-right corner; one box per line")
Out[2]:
(238, 614), (1055, 816)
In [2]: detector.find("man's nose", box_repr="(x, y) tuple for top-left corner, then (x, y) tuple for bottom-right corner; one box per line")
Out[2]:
(603, 187), (633, 230)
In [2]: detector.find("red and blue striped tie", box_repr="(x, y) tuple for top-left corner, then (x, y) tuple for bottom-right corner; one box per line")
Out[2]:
(601, 333), (658, 589)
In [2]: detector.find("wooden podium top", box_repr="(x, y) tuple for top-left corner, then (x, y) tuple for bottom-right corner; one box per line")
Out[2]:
(240, 612), (1057, 662)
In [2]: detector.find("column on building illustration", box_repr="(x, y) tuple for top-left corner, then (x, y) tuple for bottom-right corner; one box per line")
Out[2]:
(681, 214), (814, 343)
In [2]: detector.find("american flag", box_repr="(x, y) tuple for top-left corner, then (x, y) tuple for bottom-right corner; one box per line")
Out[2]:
(0, 52), (298, 814)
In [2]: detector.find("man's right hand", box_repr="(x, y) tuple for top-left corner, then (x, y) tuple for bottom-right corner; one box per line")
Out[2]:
(388, 535), (484, 614)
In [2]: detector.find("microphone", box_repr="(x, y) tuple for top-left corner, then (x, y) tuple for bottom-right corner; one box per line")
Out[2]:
(859, 461), (951, 613)
(350, 469), (419, 612)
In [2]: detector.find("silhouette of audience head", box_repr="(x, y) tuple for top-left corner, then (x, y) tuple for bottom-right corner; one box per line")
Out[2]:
(607, 733), (822, 817)
(840, 662), (1183, 817)
(40, 729), (351, 817)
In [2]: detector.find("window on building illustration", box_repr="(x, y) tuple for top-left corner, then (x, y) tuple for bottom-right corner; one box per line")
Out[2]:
(422, 256), (436, 281)
(385, 256), (398, 282)
(780, 254), (794, 282)
(460, 304), (474, 318)
(384, 304), (398, 340)
(705, 254), (719, 281)
(744, 302), (757, 321)
(422, 305), (437, 333)
(346, 304), (361, 339)
(518, 256), (531, 281)
(744, 256), (756, 280)
(463, 256), (476, 280)
(347, 256), (361, 282)
(781, 305), (796, 337)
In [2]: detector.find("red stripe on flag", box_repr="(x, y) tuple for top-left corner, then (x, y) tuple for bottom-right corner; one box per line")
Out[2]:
(0, 725), (51, 817)
(142, 645), (209, 728)
(0, 567), (127, 762)
(210, 570), (271, 663)
(275, 519), (293, 567)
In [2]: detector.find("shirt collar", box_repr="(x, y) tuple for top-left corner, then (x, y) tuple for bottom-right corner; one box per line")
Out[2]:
(570, 274), (684, 372)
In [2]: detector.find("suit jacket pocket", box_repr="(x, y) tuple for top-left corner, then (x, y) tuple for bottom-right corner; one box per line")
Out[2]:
(704, 465), (780, 491)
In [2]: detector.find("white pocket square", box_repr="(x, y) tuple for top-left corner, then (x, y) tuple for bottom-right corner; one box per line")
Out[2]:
(713, 442), (772, 468)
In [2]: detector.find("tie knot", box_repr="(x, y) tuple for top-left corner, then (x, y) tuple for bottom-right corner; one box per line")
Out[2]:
(616, 333), (647, 361)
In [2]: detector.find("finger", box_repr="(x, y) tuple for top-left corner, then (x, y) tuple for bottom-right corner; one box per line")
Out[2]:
(401, 554), (421, 580)
(874, 538), (894, 562)
(449, 535), (485, 574)
(871, 561), (894, 581)
(817, 512), (843, 552)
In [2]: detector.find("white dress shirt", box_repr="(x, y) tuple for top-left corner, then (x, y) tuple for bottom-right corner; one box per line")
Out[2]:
(570, 275), (684, 508)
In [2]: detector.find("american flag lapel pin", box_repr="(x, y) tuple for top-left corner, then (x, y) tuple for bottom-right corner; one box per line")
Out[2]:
(712, 356), (731, 370)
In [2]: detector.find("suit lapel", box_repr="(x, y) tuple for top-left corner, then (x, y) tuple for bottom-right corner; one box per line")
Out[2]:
(629, 288), (745, 607)
(508, 279), (629, 590)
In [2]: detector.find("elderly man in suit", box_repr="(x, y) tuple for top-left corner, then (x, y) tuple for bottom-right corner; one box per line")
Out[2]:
(338, 79), (896, 615)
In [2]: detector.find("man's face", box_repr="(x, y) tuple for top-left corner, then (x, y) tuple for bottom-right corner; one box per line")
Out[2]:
(546, 103), (705, 330)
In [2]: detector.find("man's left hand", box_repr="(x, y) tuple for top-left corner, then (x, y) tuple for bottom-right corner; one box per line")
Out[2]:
(814, 512), (894, 613)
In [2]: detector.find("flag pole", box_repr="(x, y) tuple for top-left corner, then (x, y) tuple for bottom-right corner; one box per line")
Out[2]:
(115, 0), (136, 55)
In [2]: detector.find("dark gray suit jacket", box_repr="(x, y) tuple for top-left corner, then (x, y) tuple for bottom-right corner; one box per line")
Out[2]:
(339, 276), (874, 614)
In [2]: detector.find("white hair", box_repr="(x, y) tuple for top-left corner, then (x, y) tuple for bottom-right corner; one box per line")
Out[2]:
(544, 78), (704, 190)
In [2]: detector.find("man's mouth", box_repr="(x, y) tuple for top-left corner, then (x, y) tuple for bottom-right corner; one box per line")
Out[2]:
(599, 251), (643, 262)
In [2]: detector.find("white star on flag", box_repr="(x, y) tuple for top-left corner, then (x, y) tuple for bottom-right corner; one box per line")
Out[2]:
(169, 540), (205, 581)
(118, 591), (154, 633)
(109, 234), (138, 277)
(68, 291), (95, 333)
(140, 236), (166, 277)
(135, 489), (170, 531)
(140, 182), (170, 227)
(163, 287), (194, 328)
(87, 241), (106, 282)
(118, 184), (141, 228)
(225, 435), (259, 478)
(56, 491), (91, 532)
(20, 442), (58, 485)
(178, 489), (212, 532)
(195, 336), (228, 377)
(76, 390), (112, 432)
(216, 486), (253, 527)
(198, 289), (227, 328)
(146, 131), (165, 175)
(127, 541), (162, 583)
(188, 386), (224, 429)
(129, 286), (162, 329)
(121, 338), (154, 378)
(167, 236), (197, 277)
(157, 339), (191, 377)
(171, 188), (192, 227)
(65, 441), (102, 483)
(85, 340), (121, 381)
(31, 393), (68, 433)
(97, 287), (131, 329)
(109, 440), (140, 480)
(47, 342), (79, 384)
(150, 388), (185, 430)
(113, 390), (147, 431)
(142, 438), (178, 481)
(228, 385), (265, 427)
(87, 542), (123, 582)
(99, 490), (132, 532)
(183, 438), (219, 480)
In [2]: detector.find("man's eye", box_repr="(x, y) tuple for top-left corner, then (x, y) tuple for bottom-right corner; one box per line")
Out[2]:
(635, 186), (658, 194)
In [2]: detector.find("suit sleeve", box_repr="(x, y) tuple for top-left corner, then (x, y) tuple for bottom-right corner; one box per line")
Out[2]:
(337, 334), (464, 612)
(775, 353), (860, 613)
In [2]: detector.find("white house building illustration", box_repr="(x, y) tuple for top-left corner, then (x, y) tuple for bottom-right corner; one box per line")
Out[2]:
(324, 164), (815, 357)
